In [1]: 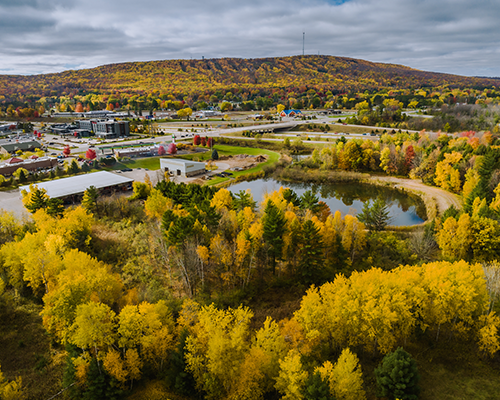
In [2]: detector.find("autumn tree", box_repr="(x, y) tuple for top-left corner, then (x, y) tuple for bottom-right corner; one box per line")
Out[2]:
(185, 304), (253, 399)
(63, 145), (71, 157)
(81, 186), (99, 213)
(167, 143), (177, 154)
(317, 348), (366, 400)
(85, 148), (97, 160)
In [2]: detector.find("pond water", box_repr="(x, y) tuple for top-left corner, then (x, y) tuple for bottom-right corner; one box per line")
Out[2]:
(227, 178), (426, 226)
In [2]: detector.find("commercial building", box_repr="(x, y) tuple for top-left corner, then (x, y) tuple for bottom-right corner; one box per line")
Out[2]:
(76, 119), (129, 139)
(114, 145), (158, 158)
(0, 156), (57, 176)
(19, 171), (133, 202)
(160, 158), (206, 177)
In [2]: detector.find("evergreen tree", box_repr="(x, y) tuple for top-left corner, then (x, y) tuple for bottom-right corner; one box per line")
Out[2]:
(233, 190), (257, 211)
(357, 198), (390, 231)
(299, 220), (325, 285)
(302, 371), (334, 400)
(23, 186), (48, 213)
(262, 200), (287, 274)
(282, 188), (302, 208)
(301, 190), (320, 213)
(375, 347), (420, 400)
(212, 149), (219, 160)
(68, 159), (80, 175)
(46, 198), (65, 218)
(17, 168), (28, 183)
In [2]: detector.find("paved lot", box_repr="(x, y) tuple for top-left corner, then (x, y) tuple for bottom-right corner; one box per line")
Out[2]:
(0, 189), (31, 219)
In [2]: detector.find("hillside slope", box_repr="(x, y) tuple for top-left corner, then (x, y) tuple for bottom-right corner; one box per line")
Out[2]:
(1, 55), (499, 104)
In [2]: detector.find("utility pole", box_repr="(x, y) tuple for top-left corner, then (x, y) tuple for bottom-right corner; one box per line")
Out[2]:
(302, 32), (305, 56)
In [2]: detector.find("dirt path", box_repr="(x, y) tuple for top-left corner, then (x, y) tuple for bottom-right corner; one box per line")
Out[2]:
(366, 175), (461, 219)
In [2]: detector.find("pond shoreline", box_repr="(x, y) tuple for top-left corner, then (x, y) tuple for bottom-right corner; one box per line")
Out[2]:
(229, 166), (461, 226)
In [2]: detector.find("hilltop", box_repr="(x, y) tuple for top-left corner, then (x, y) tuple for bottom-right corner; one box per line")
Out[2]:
(1, 55), (499, 105)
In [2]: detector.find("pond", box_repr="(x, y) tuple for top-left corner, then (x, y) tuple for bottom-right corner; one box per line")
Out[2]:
(227, 178), (426, 226)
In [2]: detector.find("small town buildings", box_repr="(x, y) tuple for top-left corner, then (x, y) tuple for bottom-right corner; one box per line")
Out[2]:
(0, 156), (57, 176)
(0, 139), (42, 155)
(19, 171), (133, 202)
(160, 158), (206, 177)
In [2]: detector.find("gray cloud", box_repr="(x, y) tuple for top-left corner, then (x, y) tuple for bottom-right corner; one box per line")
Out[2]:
(1, 0), (499, 77)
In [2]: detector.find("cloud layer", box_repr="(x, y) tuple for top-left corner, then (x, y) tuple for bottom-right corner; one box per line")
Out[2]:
(1, 0), (499, 77)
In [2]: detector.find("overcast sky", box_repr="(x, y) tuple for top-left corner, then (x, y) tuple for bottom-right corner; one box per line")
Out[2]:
(1, 0), (500, 78)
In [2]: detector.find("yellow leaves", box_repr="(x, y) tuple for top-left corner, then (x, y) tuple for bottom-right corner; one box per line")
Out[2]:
(72, 356), (90, 385)
(211, 188), (233, 211)
(237, 206), (256, 231)
(69, 302), (116, 352)
(295, 260), (490, 354)
(103, 349), (143, 385)
(436, 214), (472, 260)
(0, 363), (23, 400)
(103, 349), (128, 383)
(317, 348), (366, 400)
(196, 245), (210, 263)
(280, 317), (317, 356)
(185, 304), (253, 397)
(478, 313), (500, 357)
(434, 151), (463, 193)
(274, 350), (308, 400)
(144, 188), (174, 220)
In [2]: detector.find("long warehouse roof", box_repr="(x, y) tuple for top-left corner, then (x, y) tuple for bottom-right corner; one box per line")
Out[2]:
(19, 171), (133, 199)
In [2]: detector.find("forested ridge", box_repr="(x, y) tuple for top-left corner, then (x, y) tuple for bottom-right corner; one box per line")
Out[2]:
(1, 55), (499, 108)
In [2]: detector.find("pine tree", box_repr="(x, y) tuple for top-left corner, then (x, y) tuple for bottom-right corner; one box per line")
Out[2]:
(262, 200), (287, 275)
(302, 371), (333, 400)
(375, 348), (420, 400)
(299, 220), (324, 285)
(357, 198), (390, 231)
(46, 198), (65, 218)
(23, 185), (48, 213)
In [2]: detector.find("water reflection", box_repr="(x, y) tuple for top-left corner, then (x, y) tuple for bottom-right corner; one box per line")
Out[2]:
(227, 178), (426, 226)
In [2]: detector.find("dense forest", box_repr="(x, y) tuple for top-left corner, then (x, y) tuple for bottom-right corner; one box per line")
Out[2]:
(1, 127), (500, 398)
(1, 55), (500, 117)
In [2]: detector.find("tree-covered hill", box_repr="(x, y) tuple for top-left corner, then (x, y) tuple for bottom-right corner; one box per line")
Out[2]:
(1, 55), (499, 105)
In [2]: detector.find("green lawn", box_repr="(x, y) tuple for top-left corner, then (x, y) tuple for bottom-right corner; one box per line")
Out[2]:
(105, 158), (161, 171)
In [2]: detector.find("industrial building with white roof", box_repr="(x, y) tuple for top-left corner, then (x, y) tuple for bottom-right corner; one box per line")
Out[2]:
(19, 171), (133, 200)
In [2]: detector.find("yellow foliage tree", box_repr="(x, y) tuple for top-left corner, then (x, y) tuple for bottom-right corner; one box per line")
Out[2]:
(185, 304), (253, 399)
(274, 350), (308, 400)
(316, 348), (366, 400)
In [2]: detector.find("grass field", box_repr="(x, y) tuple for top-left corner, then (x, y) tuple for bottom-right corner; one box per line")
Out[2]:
(105, 157), (161, 171)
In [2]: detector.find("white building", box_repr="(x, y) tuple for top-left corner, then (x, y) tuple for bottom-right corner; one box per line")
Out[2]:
(160, 158), (206, 177)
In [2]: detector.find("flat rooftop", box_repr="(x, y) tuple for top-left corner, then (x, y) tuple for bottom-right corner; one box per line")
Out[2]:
(160, 158), (206, 166)
(19, 171), (133, 199)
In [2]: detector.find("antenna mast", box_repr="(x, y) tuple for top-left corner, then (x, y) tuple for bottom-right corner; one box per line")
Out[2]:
(302, 32), (305, 56)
